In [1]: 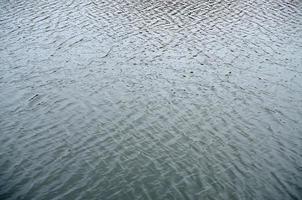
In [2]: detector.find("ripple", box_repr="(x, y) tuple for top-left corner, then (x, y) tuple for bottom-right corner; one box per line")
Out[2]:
(1, 0), (302, 199)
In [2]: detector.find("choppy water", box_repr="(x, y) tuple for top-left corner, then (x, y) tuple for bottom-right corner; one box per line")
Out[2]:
(1, 0), (302, 199)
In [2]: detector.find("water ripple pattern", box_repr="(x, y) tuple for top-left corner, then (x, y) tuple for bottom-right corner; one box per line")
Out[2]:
(0, 0), (302, 199)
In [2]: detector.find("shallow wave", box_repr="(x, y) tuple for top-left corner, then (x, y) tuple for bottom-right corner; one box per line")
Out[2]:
(0, 0), (302, 199)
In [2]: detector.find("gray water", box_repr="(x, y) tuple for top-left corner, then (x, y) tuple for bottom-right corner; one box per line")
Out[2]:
(0, 0), (302, 199)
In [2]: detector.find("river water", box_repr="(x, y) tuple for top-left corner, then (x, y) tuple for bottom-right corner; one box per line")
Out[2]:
(0, 0), (302, 199)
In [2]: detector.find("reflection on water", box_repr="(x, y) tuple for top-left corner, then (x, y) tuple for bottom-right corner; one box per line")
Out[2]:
(0, 0), (302, 199)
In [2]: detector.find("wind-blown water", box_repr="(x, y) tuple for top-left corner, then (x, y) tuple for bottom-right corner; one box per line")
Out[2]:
(0, 0), (302, 199)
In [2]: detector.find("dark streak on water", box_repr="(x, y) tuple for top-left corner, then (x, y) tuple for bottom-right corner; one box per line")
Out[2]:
(0, 0), (302, 199)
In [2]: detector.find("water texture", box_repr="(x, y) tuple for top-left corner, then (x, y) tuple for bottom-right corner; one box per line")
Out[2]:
(0, 0), (302, 199)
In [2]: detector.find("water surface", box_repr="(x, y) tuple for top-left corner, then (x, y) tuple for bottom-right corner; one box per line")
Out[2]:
(0, 0), (302, 199)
